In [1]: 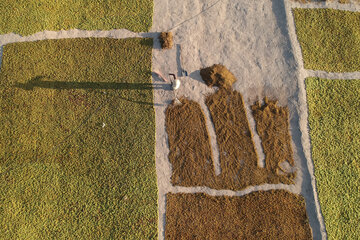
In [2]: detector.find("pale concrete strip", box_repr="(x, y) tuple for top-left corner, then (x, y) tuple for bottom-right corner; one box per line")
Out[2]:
(168, 182), (300, 196)
(0, 29), (159, 46)
(151, 42), (179, 240)
(244, 100), (266, 168)
(290, 0), (360, 12)
(199, 98), (222, 176)
(305, 70), (360, 80)
(284, 0), (337, 239)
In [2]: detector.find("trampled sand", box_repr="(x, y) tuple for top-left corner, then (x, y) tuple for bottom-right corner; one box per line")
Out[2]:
(151, 0), (329, 239)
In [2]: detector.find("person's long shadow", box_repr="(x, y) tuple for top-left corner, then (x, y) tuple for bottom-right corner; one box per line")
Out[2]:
(15, 76), (171, 91)
(15, 76), (172, 106)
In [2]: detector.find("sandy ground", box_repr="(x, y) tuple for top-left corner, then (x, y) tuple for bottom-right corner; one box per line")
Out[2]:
(151, 0), (358, 240)
(1, 1), (360, 239)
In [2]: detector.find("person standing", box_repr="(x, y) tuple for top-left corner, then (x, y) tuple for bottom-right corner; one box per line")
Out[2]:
(169, 73), (180, 90)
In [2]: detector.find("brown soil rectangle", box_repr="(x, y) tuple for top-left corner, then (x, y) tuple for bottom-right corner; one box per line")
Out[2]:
(251, 98), (295, 184)
(205, 88), (266, 189)
(165, 190), (312, 240)
(165, 99), (216, 186)
(165, 90), (295, 190)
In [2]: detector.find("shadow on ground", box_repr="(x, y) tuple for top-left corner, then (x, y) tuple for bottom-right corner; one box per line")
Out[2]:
(140, 32), (162, 50)
(15, 75), (171, 107)
(189, 70), (206, 84)
(15, 76), (171, 91)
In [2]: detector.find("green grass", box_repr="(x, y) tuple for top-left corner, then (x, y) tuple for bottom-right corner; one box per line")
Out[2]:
(306, 77), (360, 240)
(0, 0), (153, 35)
(293, 8), (360, 72)
(0, 38), (158, 239)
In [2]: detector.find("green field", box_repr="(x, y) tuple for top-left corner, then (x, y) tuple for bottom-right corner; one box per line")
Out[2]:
(306, 77), (360, 240)
(0, 0), (153, 35)
(0, 38), (158, 239)
(293, 8), (360, 72)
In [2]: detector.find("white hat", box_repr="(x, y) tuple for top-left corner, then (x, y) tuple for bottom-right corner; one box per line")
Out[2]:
(172, 79), (181, 90)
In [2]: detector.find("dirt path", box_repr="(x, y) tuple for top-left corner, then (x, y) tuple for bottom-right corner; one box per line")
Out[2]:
(150, 0), (360, 239)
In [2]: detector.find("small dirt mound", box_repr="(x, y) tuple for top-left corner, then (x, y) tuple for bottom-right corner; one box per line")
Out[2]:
(200, 64), (237, 89)
(159, 32), (173, 49)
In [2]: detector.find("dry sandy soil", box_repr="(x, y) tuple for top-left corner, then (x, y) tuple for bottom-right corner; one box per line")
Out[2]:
(151, 0), (360, 238)
(150, 0), (335, 239)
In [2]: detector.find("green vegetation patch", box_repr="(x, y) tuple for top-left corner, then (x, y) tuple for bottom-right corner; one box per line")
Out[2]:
(0, 0), (153, 35)
(293, 8), (360, 72)
(0, 38), (157, 239)
(306, 77), (360, 239)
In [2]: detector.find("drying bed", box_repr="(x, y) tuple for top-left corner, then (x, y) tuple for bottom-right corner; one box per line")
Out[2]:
(166, 190), (312, 239)
(165, 89), (295, 190)
(306, 77), (360, 239)
(293, 8), (360, 72)
(0, 0), (153, 35)
(0, 38), (158, 239)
